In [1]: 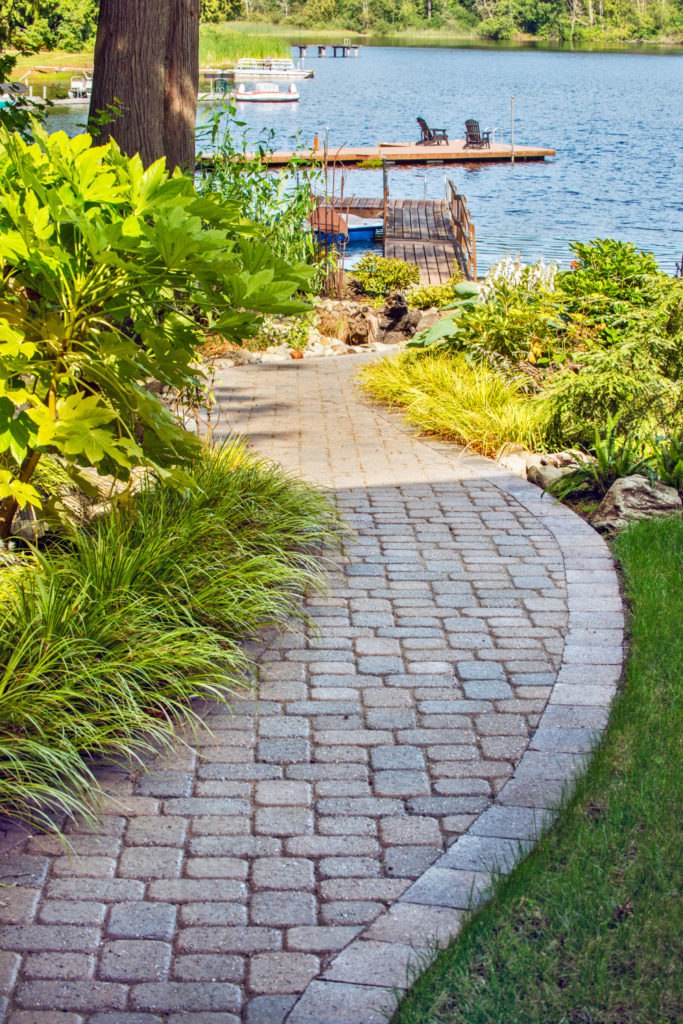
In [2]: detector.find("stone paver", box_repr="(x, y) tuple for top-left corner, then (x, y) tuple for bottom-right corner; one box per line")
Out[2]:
(0, 357), (623, 1023)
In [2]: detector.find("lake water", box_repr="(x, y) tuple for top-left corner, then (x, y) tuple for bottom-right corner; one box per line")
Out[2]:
(49, 45), (683, 273)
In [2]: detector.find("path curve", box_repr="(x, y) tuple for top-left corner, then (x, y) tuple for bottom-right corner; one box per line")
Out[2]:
(0, 357), (623, 1024)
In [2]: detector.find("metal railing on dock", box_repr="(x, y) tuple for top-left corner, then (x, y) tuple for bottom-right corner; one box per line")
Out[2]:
(448, 181), (477, 281)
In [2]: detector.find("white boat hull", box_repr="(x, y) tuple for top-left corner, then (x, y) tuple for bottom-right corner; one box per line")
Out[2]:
(235, 83), (300, 103)
(234, 70), (313, 80)
(236, 93), (299, 103)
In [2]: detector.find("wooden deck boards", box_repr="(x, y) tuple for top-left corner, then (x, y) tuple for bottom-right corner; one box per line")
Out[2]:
(386, 199), (460, 285)
(324, 195), (471, 284)
(254, 139), (554, 167)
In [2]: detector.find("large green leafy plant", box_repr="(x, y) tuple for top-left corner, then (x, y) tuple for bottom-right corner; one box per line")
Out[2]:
(0, 125), (310, 538)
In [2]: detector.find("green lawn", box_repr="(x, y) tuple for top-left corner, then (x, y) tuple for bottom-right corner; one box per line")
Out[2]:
(393, 515), (683, 1024)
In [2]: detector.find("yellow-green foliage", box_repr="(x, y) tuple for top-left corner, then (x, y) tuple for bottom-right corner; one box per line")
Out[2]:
(407, 274), (464, 310)
(360, 352), (548, 457)
(352, 254), (420, 297)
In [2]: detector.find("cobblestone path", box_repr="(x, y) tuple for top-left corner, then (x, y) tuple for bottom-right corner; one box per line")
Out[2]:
(0, 358), (624, 1024)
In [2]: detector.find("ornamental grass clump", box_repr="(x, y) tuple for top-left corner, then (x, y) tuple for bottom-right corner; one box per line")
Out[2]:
(360, 351), (547, 457)
(0, 440), (344, 830)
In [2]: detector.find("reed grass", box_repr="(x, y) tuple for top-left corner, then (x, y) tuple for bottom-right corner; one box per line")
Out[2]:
(359, 352), (548, 457)
(199, 25), (290, 65)
(0, 440), (344, 830)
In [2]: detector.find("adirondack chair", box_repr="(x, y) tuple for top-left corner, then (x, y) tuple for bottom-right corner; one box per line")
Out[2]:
(464, 120), (492, 149)
(416, 117), (449, 145)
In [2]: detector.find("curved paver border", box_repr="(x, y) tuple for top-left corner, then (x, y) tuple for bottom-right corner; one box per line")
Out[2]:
(284, 454), (624, 1024)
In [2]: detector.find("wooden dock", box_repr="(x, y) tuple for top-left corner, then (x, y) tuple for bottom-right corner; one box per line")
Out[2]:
(327, 183), (477, 284)
(257, 139), (554, 168)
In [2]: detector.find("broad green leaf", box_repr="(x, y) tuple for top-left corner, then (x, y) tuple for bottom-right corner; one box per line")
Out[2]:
(0, 469), (42, 510)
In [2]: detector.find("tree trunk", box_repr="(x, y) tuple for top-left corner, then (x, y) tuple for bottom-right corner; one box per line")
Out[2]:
(89, 0), (200, 171)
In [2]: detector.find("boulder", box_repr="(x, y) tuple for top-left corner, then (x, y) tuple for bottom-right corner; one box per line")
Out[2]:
(527, 461), (578, 490)
(499, 453), (529, 479)
(592, 475), (682, 534)
(498, 443), (531, 479)
(313, 301), (379, 347)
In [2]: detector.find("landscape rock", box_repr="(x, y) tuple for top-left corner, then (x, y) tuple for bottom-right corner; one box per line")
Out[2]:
(524, 450), (596, 490)
(527, 462), (578, 490)
(592, 474), (682, 534)
(8, 507), (50, 542)
(345, 307), (380, 346)
(498, 444), (531, 479)
(499, 453), (529, 479)
(379, 292), (422, 339)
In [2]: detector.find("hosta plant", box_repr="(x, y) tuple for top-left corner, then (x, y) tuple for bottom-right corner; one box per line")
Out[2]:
(0, 125), (311, 538)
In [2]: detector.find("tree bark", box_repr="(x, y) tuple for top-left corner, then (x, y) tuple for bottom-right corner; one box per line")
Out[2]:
(89, 0), (200, 171)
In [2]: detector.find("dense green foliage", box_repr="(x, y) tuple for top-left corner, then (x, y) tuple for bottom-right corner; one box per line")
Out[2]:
(0, 440), (343, 829)
(393, 515), (683, 1024)
(352, 252), (420, 296)
(365, 241), (683, 484)
(6, 0), (679, 53)
(195, 0), (682, 39)
(0, 0), (97, 51)
(0, 125), (309, 537)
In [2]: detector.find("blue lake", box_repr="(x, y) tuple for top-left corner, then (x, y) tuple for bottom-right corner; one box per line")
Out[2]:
(49, 44), (683, 273)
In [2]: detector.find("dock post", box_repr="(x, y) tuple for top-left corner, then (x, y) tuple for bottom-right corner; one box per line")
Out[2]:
(295, 45), (307, 58)
(352, 45), (359, 56)
(318, 45), (326, 57)
(511, 95), (515, 166)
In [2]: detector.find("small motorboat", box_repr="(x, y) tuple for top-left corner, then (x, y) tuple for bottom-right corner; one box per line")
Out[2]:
(347, 214), (382, 244)
(235, 82), (299, 103)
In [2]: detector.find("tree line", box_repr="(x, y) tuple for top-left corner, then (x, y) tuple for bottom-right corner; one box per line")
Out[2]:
(1, 0), (681, 51)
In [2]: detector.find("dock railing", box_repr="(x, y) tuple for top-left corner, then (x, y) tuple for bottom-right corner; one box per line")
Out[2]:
(447, 181), (477, 280)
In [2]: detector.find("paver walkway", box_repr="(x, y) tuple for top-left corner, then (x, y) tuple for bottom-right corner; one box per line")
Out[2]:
(0, 357), (624, 1024)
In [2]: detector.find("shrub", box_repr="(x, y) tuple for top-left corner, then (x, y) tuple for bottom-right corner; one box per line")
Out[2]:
(360, 352), (548, 457)
(0, 440), (344, 829)
(544, 326), (683, 448)
(651, 432), (683, 493)
(559, 238), (662, 304)
(0, 125), (310, 539)
(407, 274), (464, 310)
(351, 253), (420, 297)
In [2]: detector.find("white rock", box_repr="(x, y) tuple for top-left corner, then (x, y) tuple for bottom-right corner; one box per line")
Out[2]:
(499, 453), (528, 478)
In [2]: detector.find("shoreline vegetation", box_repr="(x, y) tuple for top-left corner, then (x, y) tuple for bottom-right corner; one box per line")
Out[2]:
(7, 17), (683, 89)
(9, 22), (681, 100)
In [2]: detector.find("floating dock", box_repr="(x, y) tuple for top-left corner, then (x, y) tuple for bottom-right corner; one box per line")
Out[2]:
(256, 140), (554, 167)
